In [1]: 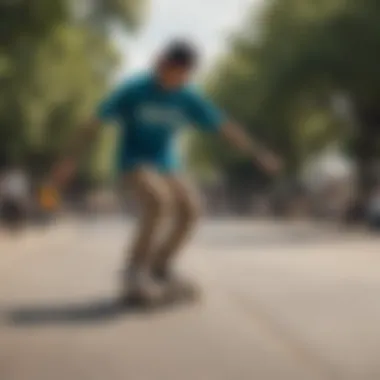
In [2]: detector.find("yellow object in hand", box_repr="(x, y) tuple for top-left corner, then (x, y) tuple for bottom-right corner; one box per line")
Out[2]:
(40, 185), (60, 210)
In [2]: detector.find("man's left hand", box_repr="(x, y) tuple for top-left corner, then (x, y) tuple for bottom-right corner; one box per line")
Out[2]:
(255, 150), (283, 175)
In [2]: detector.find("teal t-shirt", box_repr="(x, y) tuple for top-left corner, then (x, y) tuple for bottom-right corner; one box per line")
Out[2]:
(97, 72), (225, 173)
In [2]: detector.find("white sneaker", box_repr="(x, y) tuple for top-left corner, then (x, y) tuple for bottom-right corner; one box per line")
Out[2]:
(152, 269), (200, 301)
(123, 268), (164, 304)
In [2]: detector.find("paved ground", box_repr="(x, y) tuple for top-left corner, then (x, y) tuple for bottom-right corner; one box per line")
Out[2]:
(0, 218), (380, 380)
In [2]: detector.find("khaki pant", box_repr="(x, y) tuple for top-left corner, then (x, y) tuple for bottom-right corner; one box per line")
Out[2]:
(124, 167), (201, 273)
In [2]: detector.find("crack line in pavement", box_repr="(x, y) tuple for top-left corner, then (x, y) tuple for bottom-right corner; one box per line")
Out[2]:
(227, 290), (344, 380)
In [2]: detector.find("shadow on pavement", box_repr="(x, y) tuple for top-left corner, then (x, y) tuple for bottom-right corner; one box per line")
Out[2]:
(2, 297), (188, 326)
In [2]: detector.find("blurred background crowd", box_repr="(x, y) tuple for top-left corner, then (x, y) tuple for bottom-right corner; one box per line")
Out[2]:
(1, 0), (380, 232)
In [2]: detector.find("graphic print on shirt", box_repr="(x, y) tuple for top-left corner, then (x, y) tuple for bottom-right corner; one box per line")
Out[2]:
(137, 103), (186, 130)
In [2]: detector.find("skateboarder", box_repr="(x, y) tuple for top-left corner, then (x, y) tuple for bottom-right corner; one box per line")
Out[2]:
(53, 40), (281, 303)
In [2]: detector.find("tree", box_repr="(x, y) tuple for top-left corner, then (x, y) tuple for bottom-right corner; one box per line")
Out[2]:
(191, 0), (380, 218)
(0, 0), (147, 181)
(255, 0), (380, 219)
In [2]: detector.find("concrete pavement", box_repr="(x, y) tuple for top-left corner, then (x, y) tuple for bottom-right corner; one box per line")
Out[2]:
(0, 218), (379, 380)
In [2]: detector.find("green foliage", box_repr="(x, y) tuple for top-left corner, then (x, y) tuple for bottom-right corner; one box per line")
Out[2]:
(95, 0), (148, 30)
(0, 0), (144, 179)
(191, 0), (380, 197)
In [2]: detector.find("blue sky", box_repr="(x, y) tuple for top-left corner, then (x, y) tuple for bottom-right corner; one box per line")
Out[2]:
(114, 0), (261, 76)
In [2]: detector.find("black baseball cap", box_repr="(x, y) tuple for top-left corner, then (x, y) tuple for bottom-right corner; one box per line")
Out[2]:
(161, 40), (199, 68)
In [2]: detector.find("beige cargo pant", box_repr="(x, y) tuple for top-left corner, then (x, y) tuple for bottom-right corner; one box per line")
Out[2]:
(124, 167), (201, 274)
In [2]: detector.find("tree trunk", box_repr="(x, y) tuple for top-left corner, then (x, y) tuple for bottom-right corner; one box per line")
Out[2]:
(345, 107), (379, 224)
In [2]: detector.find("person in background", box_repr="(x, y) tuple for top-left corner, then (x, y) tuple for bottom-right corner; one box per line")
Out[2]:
(0, 164), (30, 232)
(368, 185), (380, 229)
(52, 40), (282, 304)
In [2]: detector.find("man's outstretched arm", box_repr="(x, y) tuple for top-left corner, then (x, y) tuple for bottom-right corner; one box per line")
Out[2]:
(219, 121), (282, 174)
(51, 79), (135, 187)
(186, 90), (282, 175)
(51, 118), (101, 187)
(66, 118), (101, 158)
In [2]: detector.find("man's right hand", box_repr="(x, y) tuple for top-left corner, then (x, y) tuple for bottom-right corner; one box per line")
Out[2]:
(49, 118), (100, 188)
(255, 149), (283, 176)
